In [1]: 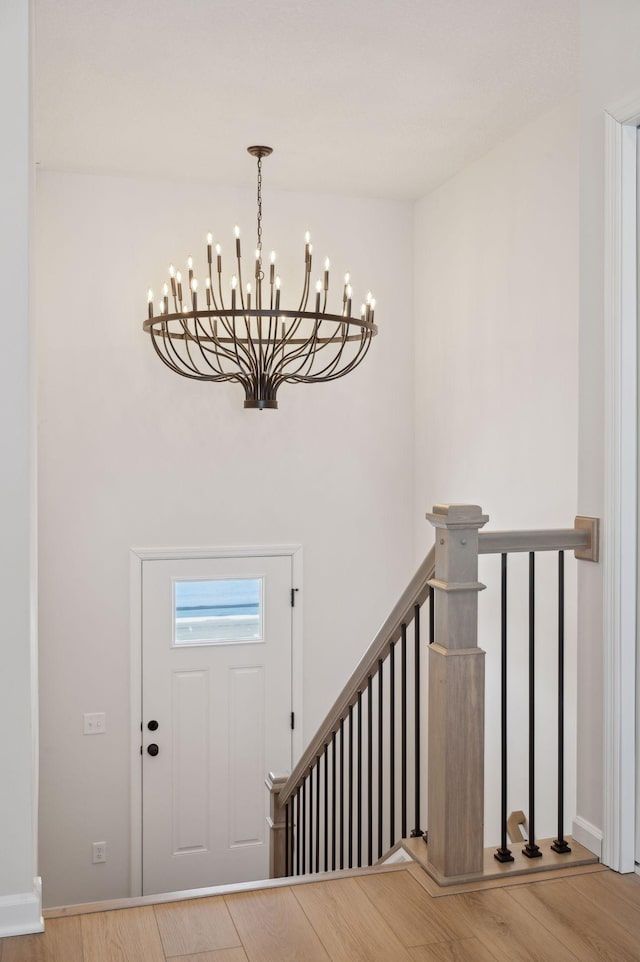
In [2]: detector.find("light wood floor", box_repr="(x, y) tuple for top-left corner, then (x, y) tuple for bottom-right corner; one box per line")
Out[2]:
(2, 864), (640, 962)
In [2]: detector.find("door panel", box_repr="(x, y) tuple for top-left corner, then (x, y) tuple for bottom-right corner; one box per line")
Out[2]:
(229, 666), (265, 847)
(172, 668), (210, 854)
(141, 555), (292, 895)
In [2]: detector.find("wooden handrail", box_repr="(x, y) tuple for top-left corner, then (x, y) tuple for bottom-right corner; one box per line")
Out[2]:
(478, 527), (589, 555)
(280, 545), (436, 805)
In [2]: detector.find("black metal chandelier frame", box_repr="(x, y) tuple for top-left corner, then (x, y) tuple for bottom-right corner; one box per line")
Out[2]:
(144, 146), (378, 409)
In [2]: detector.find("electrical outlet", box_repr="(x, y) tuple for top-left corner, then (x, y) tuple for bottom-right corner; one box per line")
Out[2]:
(83, 712), (106, 735)
(92, 841), (107, 864)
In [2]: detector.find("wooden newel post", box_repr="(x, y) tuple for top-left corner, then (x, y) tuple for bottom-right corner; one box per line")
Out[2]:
(426, 503), (488, 878)
(266, 772), (288, 878)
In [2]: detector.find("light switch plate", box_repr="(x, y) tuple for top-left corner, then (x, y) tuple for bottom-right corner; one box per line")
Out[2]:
(83, 712), (106, 735)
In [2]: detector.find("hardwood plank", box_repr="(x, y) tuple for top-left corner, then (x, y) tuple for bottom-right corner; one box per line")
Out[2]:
(43, 861), (411, 919)
(81, 906), (164, 962)
(443, 888), (578, 962)
(356, 869), (473, 946)
(508, 878), (640, 961)
(170, 949), (248, 962)
(1, 917), (83, 962)
(154, 896), (241, 957)
(569, 869), (640, 907)
(4, 868), (632, 962)
(566, 871), (640, 940)
(225, 887), (330, 962)
(409, 938), (498, 962)
(292, 876), (413, 962)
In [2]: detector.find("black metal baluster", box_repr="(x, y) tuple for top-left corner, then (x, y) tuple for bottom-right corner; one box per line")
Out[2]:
(348, 704), (353, 868)
(401, 622), (407, 839)
(357, 689), (363, 866)
(301, 779), (306, 873)
(285, 799), (290, 876)
(523, 551), (542, 859)
(367, 674), (373, 865)
(290, 798), (295, 875)
(296, 789), (301, 875)
(552, 551), (571, 855)
(324, 747), (329, 870)
(292, 799), (296, 875)
(429, 585), (434, 644)
(309, 763), (314, 874)
(411, 605), (424, 837)
(377, 657), (384, 859)
(331, 730), (337, 870)
(315, 757), (320, 873)
(389, 641), (396, 846)
(340, 717), (345, 870)
(495, 553), (514, 863)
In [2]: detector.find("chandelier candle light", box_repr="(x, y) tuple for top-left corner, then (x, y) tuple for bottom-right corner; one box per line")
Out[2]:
(143, 147), (378, 409)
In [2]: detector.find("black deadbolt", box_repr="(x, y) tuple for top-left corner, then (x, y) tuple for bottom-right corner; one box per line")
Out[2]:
(147, 743), (159, 757)
(147, 720), (159, 731)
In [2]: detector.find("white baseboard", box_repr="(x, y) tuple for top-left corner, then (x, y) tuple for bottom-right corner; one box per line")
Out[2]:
(572, 817), (603, 859)
(0, 877), (44, 937)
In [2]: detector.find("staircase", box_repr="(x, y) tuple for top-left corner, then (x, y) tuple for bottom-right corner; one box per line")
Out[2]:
(266, 502), (600, 886)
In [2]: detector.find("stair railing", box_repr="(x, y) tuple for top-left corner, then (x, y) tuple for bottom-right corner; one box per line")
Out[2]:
(267, 503), (599, 883)
(268, 543), (436, 877)
(477, 514), (599, 868)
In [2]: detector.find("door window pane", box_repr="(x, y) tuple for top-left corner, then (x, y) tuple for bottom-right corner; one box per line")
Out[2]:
(174, 578), (263, 645)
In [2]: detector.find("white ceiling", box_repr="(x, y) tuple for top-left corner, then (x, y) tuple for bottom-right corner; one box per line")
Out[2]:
(34, 0), (578, 201)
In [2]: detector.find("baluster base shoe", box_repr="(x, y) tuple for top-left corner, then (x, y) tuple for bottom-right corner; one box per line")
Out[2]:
(550, 839), (572, 854)
(522, 843), (543, 859)
(494, 848), (515, 863)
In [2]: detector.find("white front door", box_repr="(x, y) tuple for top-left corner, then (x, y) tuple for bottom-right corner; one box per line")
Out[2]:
(141, 554), (293, 896)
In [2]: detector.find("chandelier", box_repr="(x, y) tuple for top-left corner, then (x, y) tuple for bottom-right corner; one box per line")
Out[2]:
(144, 147), (378, 409)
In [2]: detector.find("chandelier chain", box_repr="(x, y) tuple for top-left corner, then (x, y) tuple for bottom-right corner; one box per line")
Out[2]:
(256, 155), (263, 257)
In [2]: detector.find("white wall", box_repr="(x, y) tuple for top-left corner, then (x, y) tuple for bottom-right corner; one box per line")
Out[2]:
(577, 0), (640, 851)
(36, 171), (415, 907)
(413, 99), (579, 545)
(0, 0), (41, 937)
(413, 100), (580, 844)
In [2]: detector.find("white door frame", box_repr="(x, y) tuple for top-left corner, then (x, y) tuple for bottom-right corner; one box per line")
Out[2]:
(603, 97), (640, 872)
(129, 543), (303, 897)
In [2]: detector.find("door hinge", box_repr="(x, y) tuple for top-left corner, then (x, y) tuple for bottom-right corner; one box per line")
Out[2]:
(290, 711), (295, 730)
(290, 587), (299, 607)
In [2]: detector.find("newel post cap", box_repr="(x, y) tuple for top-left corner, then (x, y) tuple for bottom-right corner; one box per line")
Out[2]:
(265, 772), (289, 793)
(426, 503), (489, 530)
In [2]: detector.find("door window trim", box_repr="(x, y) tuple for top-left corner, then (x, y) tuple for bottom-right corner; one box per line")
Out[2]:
(129, 544), (303, 898)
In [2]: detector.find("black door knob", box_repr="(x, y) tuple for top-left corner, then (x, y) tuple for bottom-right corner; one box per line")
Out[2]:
(147, 743), (159, 757)
(147, 720), (159, 731)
